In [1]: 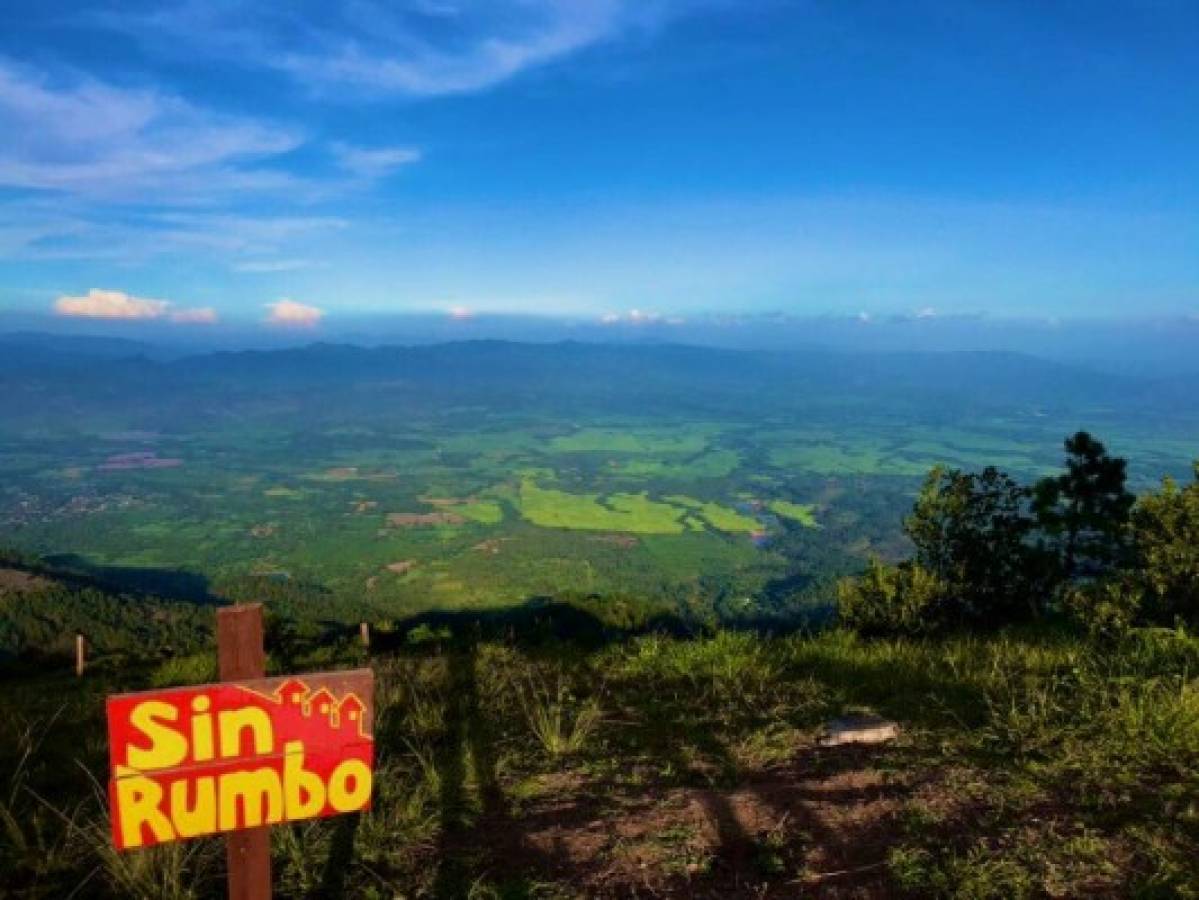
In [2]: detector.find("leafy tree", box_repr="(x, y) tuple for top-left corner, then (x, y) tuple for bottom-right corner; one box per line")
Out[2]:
(1033, 432), (1134, 579)
(905, 465), (1048, 625)
(1129, 463), (1199, 626)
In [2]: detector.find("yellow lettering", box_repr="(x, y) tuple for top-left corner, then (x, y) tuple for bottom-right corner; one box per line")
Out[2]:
(115, 774), (175, 849)
(327, 759), (372, 813)
(218, 769), (283, 830)
(218, 707), (274, 759)
(170, 776), (217, 838)
(126, 701), (188, 771)
(283, 741), (326, 818)
(190, 696), (214, 762)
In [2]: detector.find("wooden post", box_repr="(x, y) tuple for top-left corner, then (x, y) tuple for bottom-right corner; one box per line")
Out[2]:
(359, 621), (370, 650)
(75, 634), (85, 677)
(216, 604), (271, 900)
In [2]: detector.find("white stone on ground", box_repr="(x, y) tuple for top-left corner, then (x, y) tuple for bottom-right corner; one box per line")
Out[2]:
(820, 714), (900, 747)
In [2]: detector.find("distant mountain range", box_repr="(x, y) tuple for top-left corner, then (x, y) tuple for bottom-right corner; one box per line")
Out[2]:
(3, 330), (1194, 405)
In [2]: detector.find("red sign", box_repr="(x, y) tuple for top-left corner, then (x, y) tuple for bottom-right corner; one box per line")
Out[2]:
(107, 669), (373, 851)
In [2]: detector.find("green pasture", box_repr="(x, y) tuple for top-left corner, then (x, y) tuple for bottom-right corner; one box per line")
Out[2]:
(768, 499), (819, 528)
(665, 495), (759, 532)
(516, 479), (685, 534)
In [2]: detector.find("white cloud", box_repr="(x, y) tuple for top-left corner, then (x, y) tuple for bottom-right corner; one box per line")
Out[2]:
(265, 298), (325, 327)
(170, 307), (219, 324)
(99, 1), (684, 98)
(915, 306), (937, 318)
(53, 287), (220, 324)
(0, 58), (303, 199)
(448, 305), (473, 320)
(332, 143), (422, 178)
(54, 288), (169, 319)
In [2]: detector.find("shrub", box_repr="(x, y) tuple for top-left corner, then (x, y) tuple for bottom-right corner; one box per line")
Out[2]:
(1131, 464), (1199, 627)
(1064, 575), (1146, 639)
(836, 559), (947, 636)
(1064, 465), (1199, 636)
(148, 653), (218, 688)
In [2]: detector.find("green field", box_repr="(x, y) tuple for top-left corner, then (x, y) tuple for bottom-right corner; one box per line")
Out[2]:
(1, 342), (1196, 622)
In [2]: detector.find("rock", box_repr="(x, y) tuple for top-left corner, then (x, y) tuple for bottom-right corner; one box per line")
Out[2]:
(820, 714), (900, 747)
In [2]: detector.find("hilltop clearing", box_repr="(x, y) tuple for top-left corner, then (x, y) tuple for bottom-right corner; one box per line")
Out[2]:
(2, 624), (1196, 897)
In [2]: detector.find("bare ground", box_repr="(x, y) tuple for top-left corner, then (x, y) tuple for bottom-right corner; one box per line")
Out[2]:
(437, 744), (921, 898)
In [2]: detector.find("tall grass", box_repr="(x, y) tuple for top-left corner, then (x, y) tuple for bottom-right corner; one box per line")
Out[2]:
(0, 708), (87, 895)
(518, 674), (603, 758)
(1, 625), (1196, 897)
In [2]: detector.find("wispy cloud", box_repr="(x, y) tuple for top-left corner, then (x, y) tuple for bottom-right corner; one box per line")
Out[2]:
(0, 202), (347, 265)
(265, 298), (324, 327)
(151, 213), (349, 255)
(98, 1), (682, 98)
(0, 58), (303, 200)
(331, 142), (422, 178)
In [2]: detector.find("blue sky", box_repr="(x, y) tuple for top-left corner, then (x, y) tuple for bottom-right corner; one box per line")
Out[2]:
(0, 0), (1196, 328)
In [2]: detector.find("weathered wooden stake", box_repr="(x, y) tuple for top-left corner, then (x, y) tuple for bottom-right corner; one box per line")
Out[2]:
(75, 634), (85, 677)
(359, 621), (370, 649)
(216, 604), (271, 900)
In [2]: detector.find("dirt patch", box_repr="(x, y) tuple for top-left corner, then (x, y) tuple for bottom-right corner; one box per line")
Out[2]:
(249, 523), (277, 538)
(385, 560), (417, 575)
(0, 568), (52, 593)
(455, 746), (917, 898)
(350, 500), (379, 513)
(387, 512), (466, 527)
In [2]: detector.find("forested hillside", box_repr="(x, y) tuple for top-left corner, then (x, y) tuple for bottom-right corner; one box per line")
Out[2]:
(0, 549), (212, 669)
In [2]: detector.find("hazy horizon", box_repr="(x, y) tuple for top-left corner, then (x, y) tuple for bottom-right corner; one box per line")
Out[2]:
(5, 308), (1199, 376)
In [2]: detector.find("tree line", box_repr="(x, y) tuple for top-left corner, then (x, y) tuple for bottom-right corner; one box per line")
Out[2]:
(838, 432), (1199, 636)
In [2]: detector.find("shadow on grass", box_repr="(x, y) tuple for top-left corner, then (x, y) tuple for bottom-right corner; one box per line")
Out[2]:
(372, 596), (696, 654)
(40, 554), (217, 603)
(432, 640), (556, 899)
(318, 812), (360, 899)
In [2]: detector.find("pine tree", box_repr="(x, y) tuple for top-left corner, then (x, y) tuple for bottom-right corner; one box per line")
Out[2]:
(1033, 432), (1134, 579)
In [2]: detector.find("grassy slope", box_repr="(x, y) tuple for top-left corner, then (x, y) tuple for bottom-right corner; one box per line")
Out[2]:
(2, 625), (1196, 898)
